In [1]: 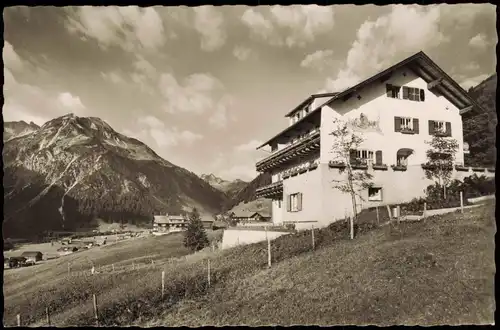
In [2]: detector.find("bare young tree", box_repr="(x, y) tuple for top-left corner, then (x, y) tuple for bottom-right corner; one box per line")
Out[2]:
(423, 135), (459, 199)
(329, 118), (373, 239)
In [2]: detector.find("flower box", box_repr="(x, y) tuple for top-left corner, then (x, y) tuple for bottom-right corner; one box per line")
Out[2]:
(298, 168), (307, 174)
(472, 167), (485, 172)
(391, 164), (407, 171)
(400, 128), (416, 135)
(308, 163), (318, 170)
(351, 163), (369, 170)
(434, 131), (449, 137)
(421, 164), (436, 170)
(283, 173), (290, 179)
(328, 161), (346, 169)
(487, 167), (495, 172)
(372, 164), (388, 171)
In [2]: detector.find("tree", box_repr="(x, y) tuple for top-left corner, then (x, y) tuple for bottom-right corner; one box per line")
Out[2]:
(423, 135), (459, 199)
(183, 208), (209, 252)
(329, 118), (373, 239)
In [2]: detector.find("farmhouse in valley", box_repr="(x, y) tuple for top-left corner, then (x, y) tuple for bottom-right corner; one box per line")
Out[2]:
(255, 51), (494, 230)
(21, 251), (43, 263)
(153, 214), (189, 233)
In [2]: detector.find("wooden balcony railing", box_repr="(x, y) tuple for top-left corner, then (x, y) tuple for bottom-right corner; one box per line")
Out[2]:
(256, 129), (320, 172)
(255, 180), (284, 198)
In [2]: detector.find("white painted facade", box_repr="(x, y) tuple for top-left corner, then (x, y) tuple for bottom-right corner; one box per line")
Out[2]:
(256, 54), (495, 230)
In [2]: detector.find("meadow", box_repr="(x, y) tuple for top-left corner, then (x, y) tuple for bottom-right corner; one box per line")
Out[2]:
(3, 202), (495, 326)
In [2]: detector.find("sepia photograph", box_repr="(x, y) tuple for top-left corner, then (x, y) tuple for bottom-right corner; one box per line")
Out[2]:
(2, 3), (496, 327)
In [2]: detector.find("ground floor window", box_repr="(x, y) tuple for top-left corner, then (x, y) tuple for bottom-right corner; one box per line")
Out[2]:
(368, 187), (383, 201)
(287, 193), (303, 212)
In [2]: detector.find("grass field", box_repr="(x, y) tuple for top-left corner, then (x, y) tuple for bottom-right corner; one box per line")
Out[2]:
(3, 202), (495, 326)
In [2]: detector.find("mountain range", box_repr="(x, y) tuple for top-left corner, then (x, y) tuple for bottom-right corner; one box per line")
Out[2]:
(199, 173), (248, 198)
(2, 114), (229, 238)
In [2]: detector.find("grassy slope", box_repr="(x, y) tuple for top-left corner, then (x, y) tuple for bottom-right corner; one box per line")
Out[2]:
(3, 203), (494, 326)
(150, 202), (495, 326)
(2, 230), (223, 326)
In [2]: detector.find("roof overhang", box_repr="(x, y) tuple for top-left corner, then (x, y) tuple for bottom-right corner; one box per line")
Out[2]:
(257, 109), (322, 150)
(315, 51), (486, 116)
(284, 92), (339, 118)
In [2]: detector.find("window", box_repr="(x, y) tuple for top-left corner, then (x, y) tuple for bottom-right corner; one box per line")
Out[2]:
(434, 121), (445, 133)
(402, 86), (425, 102)
(368, 187), (383, 201)
(386, 84), (401, 98)
(400, 117), (413, 130)
(355, 150), (374, 164)
(396, 148), (413, 166)
(287, 193), (302, 212)
(394, 117), (419, 134)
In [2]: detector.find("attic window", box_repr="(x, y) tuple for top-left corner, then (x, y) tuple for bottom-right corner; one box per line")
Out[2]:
(386, 84), (401, 98)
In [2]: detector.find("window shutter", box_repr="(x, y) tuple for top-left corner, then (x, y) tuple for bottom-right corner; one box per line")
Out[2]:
(286, 195), (291, 212)
(386, 84), (392, 97)
(413, 118), (419, 134)
(349, 149), (357, 163)
(298, 193), (303, 211)
(420, 89), (425, 101)
(394, 117), (401, 132)
(446, 122), (452, 137)
(375, 150), (383, 165)
(428, 120), (435, 135)
(402, 86), (409, 99)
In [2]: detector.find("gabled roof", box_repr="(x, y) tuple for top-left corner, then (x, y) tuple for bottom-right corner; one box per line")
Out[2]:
(315, 51), (485, 115)
(21, 251), (43, 256)
(257, 51), (487, 150)
(284, 92), (339, 117)
(250, 211), (271, 218)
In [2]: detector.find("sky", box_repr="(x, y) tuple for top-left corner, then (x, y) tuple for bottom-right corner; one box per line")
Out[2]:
(3, 5), (497, 181)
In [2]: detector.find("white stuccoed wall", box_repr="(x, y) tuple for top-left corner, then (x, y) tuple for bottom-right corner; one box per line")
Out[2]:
(221, 228), (291, 250)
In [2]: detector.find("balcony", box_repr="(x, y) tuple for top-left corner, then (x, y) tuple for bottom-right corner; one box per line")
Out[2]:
(256, 129), (320, 172)
(255, 181), (283, 199)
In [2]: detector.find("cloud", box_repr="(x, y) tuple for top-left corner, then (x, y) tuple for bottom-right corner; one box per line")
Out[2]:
(469, 33), (488, 49)
(3, 41), (24, 71)
(241, 5), (335, 48)
(101, 71), (125, 84)
(459, 73), (490, 90)
(158, 72), (234, 128)
(193, 6), (226, 52)
(235, 139), (264, 152)
(57, 92), (86, 110)
(129, 115), (203, 148)
(65, 6), (167, 52)
(233, 45), (254, 61)
(300, 49), (337, 71)
(324, 5), (445, 92)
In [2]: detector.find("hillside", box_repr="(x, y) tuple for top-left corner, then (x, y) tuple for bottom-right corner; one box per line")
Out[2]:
(3, 120), (40, 141)
(463, 74), (497, 167)
(2, 114), (228, 238)
(200, 173), (248, 198)
(229, 197), (272, 216)
(224, 172), (272, 211)
(2, 202), (494, 326)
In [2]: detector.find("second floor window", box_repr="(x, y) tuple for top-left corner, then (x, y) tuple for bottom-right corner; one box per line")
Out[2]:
(429, 120), (451, 136)
(395, 116), (420, 134)
(386, 84), (401, 98)
(351, 149), (374, 164)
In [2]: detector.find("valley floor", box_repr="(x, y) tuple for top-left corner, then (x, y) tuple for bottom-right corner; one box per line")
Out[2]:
(3, 202), (495, 326)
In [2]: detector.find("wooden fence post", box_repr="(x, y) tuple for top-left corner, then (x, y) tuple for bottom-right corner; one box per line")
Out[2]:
(266, 227), (271, 268)
(91, 266), (95, 275)
(423, 202), (427, 220)
(132, 262), (135, 270)
(207, 259), (211, 288)
(161, 271), (165, 299)
(386, 205), (392, 220)
(16, 314), (21, 327)
(112, 264), (115, 272)
(350, 216), (354, 240)
(460, 191), (464, 213)
(67, 263), (70, 276)
(46, 306), (51, 326)
(397, 206), (401, 224)
(376, 206), (380, 225)
(311, 225), (315, 250)
(93, 294), (99, 326)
